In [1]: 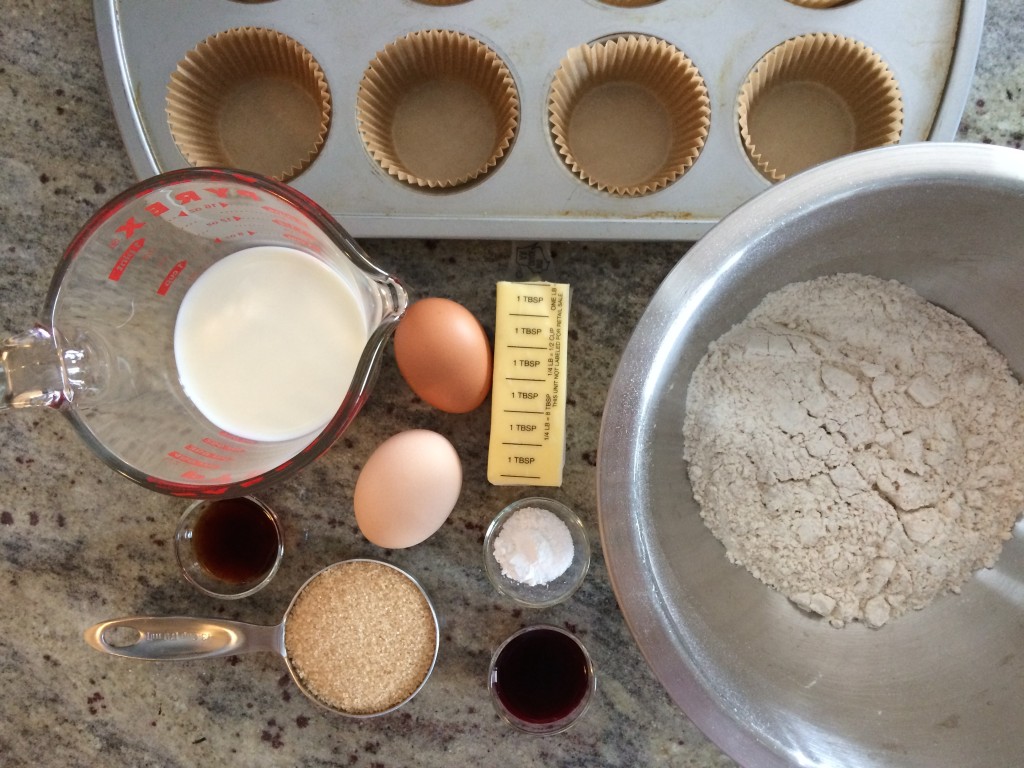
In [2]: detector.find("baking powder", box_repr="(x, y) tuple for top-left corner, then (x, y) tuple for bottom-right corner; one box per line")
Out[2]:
(493, 507), (574, 586)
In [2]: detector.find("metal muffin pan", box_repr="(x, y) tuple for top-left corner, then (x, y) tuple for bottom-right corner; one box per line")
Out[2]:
(94, 0), (984, 241)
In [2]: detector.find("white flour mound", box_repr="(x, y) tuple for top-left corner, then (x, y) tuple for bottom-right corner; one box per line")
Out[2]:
(683, 273), (1024, 628)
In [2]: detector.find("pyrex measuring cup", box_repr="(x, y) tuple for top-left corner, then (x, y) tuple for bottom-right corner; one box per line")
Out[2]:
(83, 559), (440, 717)
(0, 168), (407, 497)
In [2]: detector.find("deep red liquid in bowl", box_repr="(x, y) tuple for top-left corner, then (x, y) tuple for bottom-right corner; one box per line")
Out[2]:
(492, 627), (591, 724)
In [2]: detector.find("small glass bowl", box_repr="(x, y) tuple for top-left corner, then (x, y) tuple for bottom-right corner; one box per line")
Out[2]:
(488, 624), (596, 734)
(174, 496), (284, 599)
(483, 497), (590, 608)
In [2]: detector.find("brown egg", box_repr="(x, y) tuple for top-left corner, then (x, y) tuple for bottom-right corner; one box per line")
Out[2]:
(394, 297), (492, 413)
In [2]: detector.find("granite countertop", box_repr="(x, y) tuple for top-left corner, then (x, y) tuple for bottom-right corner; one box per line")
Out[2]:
(1, 2), (1021, 767)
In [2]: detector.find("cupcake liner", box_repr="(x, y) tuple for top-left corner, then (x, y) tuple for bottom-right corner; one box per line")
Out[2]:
(166, 27), (331, 182)
(598, 0), (662, 6)
(356, 30), (520, 190)
(738, 32), (903, 182)
(548, 35), (710, 197)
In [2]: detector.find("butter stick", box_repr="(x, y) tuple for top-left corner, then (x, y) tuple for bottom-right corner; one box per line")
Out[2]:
(487, 281), (571, 486)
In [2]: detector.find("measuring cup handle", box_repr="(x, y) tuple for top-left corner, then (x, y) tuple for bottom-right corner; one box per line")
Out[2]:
(83, 616), (282, 661)
(0, 327), (68, 411)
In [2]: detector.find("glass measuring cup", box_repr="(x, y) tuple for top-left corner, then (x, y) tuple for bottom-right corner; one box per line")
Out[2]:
(83, 559), (440, 717)
(0, 169), (407, 497)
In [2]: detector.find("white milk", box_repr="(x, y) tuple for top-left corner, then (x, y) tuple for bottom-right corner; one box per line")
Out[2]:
(174, 245), (369, 442)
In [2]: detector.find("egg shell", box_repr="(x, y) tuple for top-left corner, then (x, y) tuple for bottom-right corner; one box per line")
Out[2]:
(354, 430), (462, 549)
(394, 297), (493, 413)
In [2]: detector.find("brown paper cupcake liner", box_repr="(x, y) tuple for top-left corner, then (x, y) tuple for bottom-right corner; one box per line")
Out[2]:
(738, 32), (903, 182)
(598, 0), (662, 7)
(548, 35), (710, 197)
(166, 27), (331, 182)
(356, 30), (520, 190)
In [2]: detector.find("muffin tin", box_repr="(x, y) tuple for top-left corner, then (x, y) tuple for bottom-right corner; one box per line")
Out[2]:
(94, 0), (984, 240)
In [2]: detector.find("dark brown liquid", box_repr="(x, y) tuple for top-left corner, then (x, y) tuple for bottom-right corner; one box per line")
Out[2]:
(492, 627), (591, 725)
(191, 498), (280, 584)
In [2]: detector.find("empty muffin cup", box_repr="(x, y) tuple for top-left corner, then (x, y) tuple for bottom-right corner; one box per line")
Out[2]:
(548, 35), (710, 197)
(166, 27), (331, 182)
(356, 30), (520, 190)
(737, 33), (903, 182)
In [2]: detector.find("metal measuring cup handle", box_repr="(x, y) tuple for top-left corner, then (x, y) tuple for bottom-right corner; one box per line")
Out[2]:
(84, 616), (283, 661)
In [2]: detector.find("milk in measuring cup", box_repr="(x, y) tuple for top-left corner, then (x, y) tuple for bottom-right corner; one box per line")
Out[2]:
(174, 246), (368, 442)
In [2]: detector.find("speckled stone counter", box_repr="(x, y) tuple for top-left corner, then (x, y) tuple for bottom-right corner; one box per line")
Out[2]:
(1, 2), (1021, 767)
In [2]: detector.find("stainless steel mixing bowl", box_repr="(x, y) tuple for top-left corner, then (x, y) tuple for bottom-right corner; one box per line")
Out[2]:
(598, 143), (1024, 768)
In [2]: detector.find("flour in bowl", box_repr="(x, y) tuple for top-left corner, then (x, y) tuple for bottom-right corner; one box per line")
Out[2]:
(683, 273), (1024, 628)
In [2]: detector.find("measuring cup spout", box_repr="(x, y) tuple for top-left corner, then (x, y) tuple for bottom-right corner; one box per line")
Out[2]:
(84, 617), (284, 661)
(378, 275), (408, 323)
(0, 326), (70, 411)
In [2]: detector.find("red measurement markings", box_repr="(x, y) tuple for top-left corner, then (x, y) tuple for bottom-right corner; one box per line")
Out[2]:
(202, 436), (246, 453)
(105, 183), (308, 286)
(144, 474), (231, 496)
(179, 470), (234, 485)
(170, 430), (257, 468)
(218, 430), (258, 444)
(184, 444), (232, 463)
(108, 238), (144, 281)
(157, 260), (188, 296)
(167, 451), (222, 469)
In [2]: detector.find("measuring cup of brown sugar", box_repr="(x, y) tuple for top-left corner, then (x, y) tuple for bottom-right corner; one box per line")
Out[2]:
(174, 496), (284, 599)
(84, 559), (439, 717)
(0, 168), (407, 498)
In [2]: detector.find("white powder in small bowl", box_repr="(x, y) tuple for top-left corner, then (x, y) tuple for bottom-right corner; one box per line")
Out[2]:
(493, 506), (574, 586)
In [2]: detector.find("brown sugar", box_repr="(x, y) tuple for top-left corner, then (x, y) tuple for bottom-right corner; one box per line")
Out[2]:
(284, 560), (437, 714)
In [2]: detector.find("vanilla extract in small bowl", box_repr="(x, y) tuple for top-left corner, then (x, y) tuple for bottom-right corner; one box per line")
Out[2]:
(174, 496), (284, 599)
